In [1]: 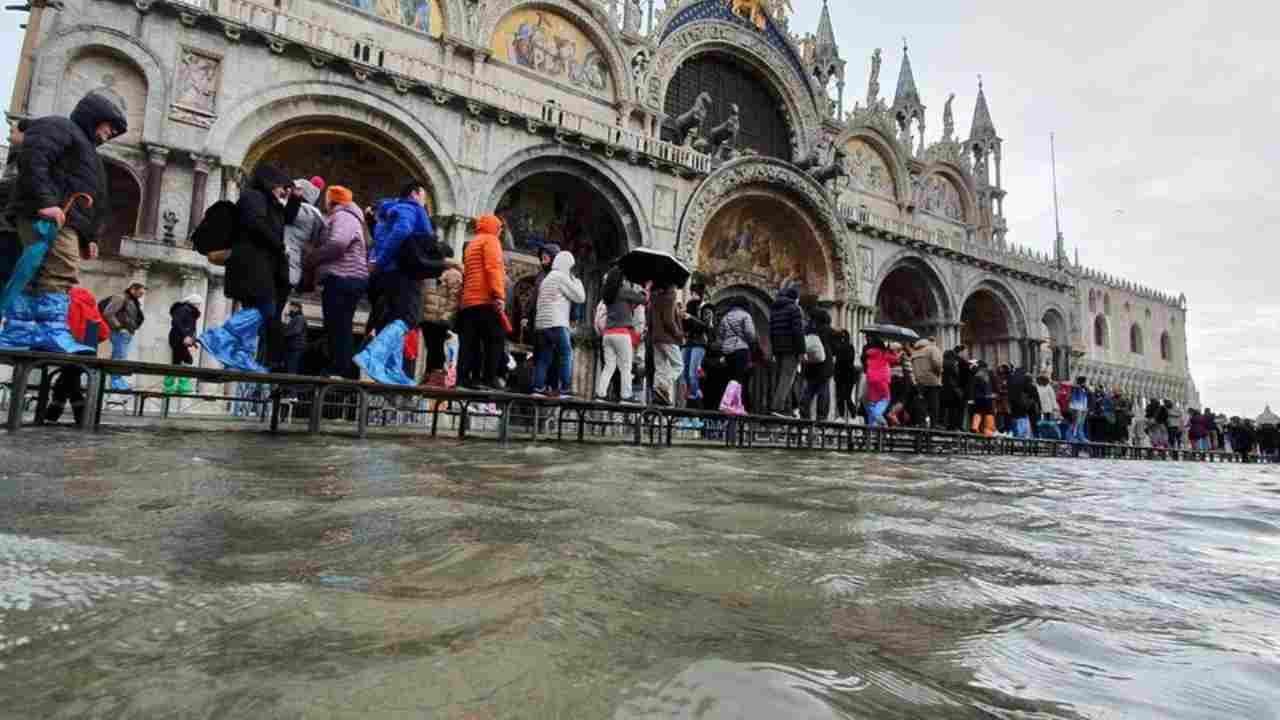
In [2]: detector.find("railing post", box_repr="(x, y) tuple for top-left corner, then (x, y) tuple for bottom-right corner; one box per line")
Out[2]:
(6, 361), (29, 432)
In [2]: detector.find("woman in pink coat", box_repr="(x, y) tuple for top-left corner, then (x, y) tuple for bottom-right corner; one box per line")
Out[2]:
(861, 336), (900, 426)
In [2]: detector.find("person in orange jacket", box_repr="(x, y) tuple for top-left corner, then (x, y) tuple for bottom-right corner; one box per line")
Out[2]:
(45, 286), (110, 423)
(457, 214), (508, 389)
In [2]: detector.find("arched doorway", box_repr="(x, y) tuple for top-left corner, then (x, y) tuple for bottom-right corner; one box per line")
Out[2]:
(874, 258), (950, 337)
(698, 194), (832, 299)
(961, 289), (1014, 366)
(1041, 308), (1069, 380)
(99, 160), (141, 257)
(245, 119), (434, 213)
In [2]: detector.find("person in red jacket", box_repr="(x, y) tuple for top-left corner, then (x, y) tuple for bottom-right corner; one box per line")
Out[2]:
(45, 287), (110, 423)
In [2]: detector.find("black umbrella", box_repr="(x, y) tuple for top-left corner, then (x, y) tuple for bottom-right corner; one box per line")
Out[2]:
(860, 323), (921, 343)
(618, 248), (691, 289)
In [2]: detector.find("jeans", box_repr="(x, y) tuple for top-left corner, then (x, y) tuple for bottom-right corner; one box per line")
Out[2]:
(321, 276), (367, 378)
(1069, 411), (1089, 443)
(771, 354), (800, 413)
(1013, 416), (1031, 439)
(597, 332), (634, 400)
(654, 343), (684, 400)
(682, 345), (706, 400)
(532, 327), (573, 393)
(286, 348), (305, 375)
(456, 305), (505, 387)
(866, 398), (889, 427)
(799, 377), (831, 420)
(110, 330), (132, 389)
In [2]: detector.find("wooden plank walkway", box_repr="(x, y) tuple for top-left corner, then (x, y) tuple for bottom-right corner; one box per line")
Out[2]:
(0, 350), (1259, 463)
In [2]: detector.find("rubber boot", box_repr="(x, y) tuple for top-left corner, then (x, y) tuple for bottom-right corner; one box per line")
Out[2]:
(971, 413), (982, 434)
(0, 293), (39, 350)
(353, 320), (414, 385)
(163, 376), (179, 394)
(178, 376), (196, 395)
(32, 292), (92, 354)
(199, 308), (268, 374)
(982, 414), (996, 438)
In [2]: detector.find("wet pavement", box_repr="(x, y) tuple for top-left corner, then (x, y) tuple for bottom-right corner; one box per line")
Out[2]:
(1, 426), (1278, 719)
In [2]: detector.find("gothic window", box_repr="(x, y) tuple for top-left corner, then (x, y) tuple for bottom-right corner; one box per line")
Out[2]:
(1094, 315), (1109, 349)
(1088, 290), (1097, 313)
(1161, 332), (1171, 361)
(662, 53), (791, 159)
(1130, 324), (1144, 355)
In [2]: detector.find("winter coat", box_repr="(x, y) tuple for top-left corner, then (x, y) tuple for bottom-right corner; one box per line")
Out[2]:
(284, 194), (325, 287)
(421, 259), (463, 325)
(462, 215), (506, 309)
(802, 310), (835, 381)
(103, 292), (145, 333)
(717, 306), (757, 354)
(605, 282), (645, 331)
(833, 342), (860, 385)
(368, 197), (434, 276)
(15, 93), (127, 245)
(309, 202), (369, 283)
(970, 367), (995, 402)
(652, 286), (685, 346)
(1188, 412), (1211, 440)
(68, 287), (110, 345)
(768, 286), (805, 357)
(1035, 382), (1060, 419)
(910, 339), (944, 387)
(1008, 369), (1037, 418)
(683, 297), (712, 347)
(534, 251), (586, 330)
(863, 346), (898, 403)
(225, 164), (294, 306)
(168, 301), (201, 363)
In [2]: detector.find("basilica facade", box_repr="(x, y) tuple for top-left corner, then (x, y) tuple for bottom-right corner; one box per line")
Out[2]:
(4, 0), (1198, 405)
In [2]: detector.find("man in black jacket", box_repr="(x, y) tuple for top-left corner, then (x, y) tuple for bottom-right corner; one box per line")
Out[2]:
(1, 119), (31, 289)
(768, 284), (805, 416)
(0, 92), (127, 353)
(798, 308), (836, 420)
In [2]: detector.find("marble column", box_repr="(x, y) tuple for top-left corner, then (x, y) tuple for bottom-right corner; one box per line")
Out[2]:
(140, 145), (170, 238)
(188, 154), (217, 241)
(220, 164), (242, 201)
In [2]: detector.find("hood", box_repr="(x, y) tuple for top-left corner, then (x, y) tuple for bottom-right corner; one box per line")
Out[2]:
(181, 293), (204, 306)
(913, 339), (931, 350)
(551, 250), (575, 273)
(475, 214), (503, 236)
(293, 178), (321, 205)
(70, 92), (128, 146)
(69, 287), (98, 310)
(778, 285), (800, 302)
(540, 242), (562, 259)
(251, 163), (291, 194)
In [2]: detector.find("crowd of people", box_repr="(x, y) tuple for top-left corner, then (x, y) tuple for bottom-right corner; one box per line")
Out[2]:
(0, 92), (1276, 461)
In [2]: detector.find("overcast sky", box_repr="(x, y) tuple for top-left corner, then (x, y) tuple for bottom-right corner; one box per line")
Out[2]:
(1, 1), (1276, 416)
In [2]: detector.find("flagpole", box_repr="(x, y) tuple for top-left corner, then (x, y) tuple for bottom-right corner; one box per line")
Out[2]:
(1051, 132), (1065, 268)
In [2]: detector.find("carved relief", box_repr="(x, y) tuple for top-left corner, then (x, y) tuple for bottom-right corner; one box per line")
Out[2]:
(923, 174), (964, 222)
(171, 47), (220, 128)
(839, 138), (894, 199)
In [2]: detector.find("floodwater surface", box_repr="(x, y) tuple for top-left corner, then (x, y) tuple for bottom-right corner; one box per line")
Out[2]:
(0, 427), (1278, 719)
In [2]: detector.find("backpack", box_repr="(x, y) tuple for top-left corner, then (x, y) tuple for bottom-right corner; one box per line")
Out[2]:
(803, 333), (826, 364)
(191, 200), (238, 256)
(397, 230), (446, 280)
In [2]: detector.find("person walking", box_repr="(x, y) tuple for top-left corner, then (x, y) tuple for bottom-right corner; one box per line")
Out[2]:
(420, 246), (462, 387)
(283, 301), (307, 375)
(798, 309), (835, 421)
(163, 293), (202, 395)
(200, 163), (297, 373)
(651, 280), (685, 406)
(0, 119), (31, 289)
(306, 185), (369, 379)
(595, 266), (646, 402)
(531, 250), (585, 397)
(1007, 366), (1036, 439)
(44, 286), (111, 424)
(681, 282), (710, 405)
(910, 336), (944, 427)
(969, 361), (996, 437)
(768, 284), (805, 416)
(353, 181), (434, 385)
(714, 299), (757, 414)
(1067, 377), (1091, 443)
(832, 330), (860, 422)
(456, 214), (507, 390)
(862, 336), (899, 427)
(0, 92), (127, 353)
(102, 282), (146, 390)
(1034, 371), (1062, 439)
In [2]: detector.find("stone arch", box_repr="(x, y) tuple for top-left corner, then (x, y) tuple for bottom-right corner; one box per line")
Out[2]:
(97, 156), (143, 257)
(918, 162), (978, 223)
(204, 80), (461, 214)
(477, 143), (649, 252)
(477, 0), (633, 107)
(1041, 304), (1070, 379)
(649, 21), (821, 156)
(832, 125), (910, 207)
(1094, 314), (1111, 349)
(873, 250), (956, 328)
(1130, 323), (1145, 355)
(31, 26), (168, 146)
(1160, 330), (1172, 361)
(677, 157), (852, 302)
(959, 276), (1030, 339)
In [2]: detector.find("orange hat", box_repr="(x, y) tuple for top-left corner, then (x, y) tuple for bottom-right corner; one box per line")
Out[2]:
(326, 185), (353, 206)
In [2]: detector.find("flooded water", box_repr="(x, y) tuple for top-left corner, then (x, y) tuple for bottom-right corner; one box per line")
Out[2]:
(1, 427), (1278, 719)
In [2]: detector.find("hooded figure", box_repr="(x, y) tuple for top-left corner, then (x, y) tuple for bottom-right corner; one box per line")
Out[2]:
(531, 250), (585, 395)
(0, 93), (127, 354)
(163, 294), (203, 395)
(767, 284), (806, 414)
(199, 163), (296, 373)
(457, 214), (509, 389)
(284, 178), (326, 288)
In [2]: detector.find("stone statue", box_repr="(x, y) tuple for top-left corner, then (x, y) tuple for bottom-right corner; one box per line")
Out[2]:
(673, 91), (712, 142)
(867, 48), (882, 106)
(630, 49), (650, 89)
(623, 0), (642, 34)
(943, 93), (955, 141)
(707, 103), (740, 149)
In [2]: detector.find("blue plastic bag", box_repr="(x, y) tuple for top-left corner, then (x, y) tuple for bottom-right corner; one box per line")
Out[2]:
(0, 219), (55, 319)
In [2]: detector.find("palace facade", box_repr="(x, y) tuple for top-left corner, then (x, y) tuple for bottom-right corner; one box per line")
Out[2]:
(4, 0), (1198, 405)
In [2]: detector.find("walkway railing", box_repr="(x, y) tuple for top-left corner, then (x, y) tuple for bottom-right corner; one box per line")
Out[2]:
(1, 350), (1262, 464)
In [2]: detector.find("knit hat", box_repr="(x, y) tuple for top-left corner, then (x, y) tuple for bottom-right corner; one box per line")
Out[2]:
(293, 178), (321, 205)
(310, 176), (326, 191)
(326, 185), (353, 206)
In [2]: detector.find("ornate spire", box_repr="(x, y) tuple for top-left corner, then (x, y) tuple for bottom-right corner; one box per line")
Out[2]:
(814, 0), (837, 56)
(893, 41), (921, 108)
(970, 75), (998, 141)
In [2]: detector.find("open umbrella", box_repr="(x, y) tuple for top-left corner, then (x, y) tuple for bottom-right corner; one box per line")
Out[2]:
(618, 248), (691, 289)
(0, 194), (94, 319)
(859, 323), (921, 344)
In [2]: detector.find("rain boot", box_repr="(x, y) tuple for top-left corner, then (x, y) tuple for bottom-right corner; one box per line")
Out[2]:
(971, 413), (982, 434)
(0, 293), (39, 349)
(199, 308), (268, 374)
(353, 320), (414, 386)
(32, 292), (92, 355)
(982, 414), (996, 438)
(163, 376), (179, 394)
(178, 376), (196, 395)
